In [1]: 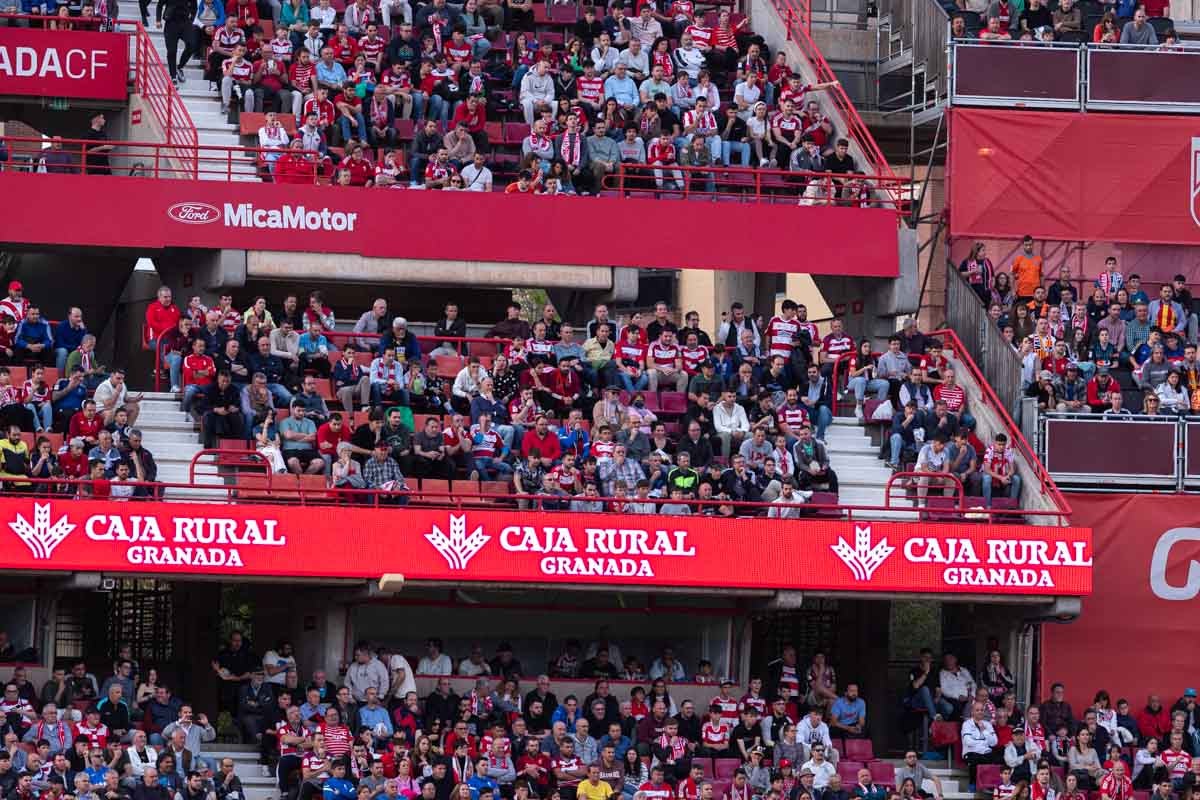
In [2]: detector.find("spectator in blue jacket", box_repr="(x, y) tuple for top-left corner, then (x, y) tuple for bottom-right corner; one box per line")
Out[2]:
(15, 306), (53, 367)
(551, 696), (581, 734)
(322, 762), (355, 800)
(466, 759), (500, 800)
(54, 307), (88, 374)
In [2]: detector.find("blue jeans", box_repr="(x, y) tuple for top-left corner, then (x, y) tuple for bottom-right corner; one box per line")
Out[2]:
(428, 93), (448, 123)
(617, 371), (649, 392)
(472, 38), (491, 58)
(412, 91), (427, 120)
(25, 403), (51, 431)
(981, 472), (1022, 506)
(808, 404), (833, 440)
(54, 347), (69, 374)
(959, 411), (977, 430)
(182, 384), (205, 414)
(849, 376), (889, 403)
(908, 685), (954, 719)
(165, 352), (183, 389)
(722, 140), (751, 167)
(889, 433), (912, 466)
(511, 64), (529, 89)
(338, 111), (367, 142)
(473, 456), (512, 480)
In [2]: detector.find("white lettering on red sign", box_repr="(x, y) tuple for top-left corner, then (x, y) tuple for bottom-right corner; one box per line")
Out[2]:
(0, 45), (109, 80)
(223, 203), (358, 232)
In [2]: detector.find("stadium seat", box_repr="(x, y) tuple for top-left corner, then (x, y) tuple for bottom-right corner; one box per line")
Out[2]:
(659, 392), (687, 415)
(837, 762), (865, 785)
(870, 762), (896, 788)
(416, 479), (451, 504)
(844, 738), (875, 762)
(503, 122), (531, 144)
(977, 765), (1004, 792)
(713, 759), (741, 779)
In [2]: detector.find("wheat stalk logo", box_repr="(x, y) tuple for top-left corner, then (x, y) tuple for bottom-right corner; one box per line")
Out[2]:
(424, 514), (491, 570)
(10, 503), (76, 560)
(830, 525), (895, 582)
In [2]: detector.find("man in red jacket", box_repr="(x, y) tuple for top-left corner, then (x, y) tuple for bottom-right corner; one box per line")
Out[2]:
(520, 414), (561, 468)
(274, 140), (318, 184)
(1138, 695), (1172, 744)
(144, 286), (181, 349)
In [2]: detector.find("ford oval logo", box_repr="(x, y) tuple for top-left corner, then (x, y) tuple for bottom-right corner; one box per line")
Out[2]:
(167, 202), (220, 225)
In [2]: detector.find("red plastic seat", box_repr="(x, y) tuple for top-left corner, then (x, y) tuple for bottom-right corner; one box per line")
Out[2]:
(503, 121), (531, 144)
(977, 765), (1004, 792)
(435, 355), (465, 376)
(837, 762), (865, 786)
(870, 762), (895, 788)
(659, 392), (687, 415)
(394, 118), (415, 140)
(844, 739), (874, 762)
(713, 759), (741, 780)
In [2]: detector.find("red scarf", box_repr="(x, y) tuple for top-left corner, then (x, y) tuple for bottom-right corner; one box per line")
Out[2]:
(35, 721), (66, 751)
(529, 133), (551, 152)
(560, 132), (582, 165)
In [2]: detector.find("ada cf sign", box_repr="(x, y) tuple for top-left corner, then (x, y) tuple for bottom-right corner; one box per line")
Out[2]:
(0, 497), (1092, 595)
(0, 28), (128, 101)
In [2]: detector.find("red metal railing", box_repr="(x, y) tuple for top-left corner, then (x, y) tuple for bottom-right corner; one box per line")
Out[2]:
(0, 15), (198, 174)
(1, 135), (309, 182)
(767, 0), (896, 185)
(11, 468), (1059, 524)
(826, 329), (1071, 518)
(127, 17), (198, 175)
(603, 163), (911, 215)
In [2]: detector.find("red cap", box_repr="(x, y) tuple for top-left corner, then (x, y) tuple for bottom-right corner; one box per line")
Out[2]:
(8, 281), (21, 292)
(779, 760), (791, 768)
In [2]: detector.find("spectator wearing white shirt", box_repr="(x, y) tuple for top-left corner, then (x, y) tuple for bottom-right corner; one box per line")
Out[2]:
(261, 641), (296, 687)
(258, 111), (289, 166)
(961, 702), (999, 787)
(460, 152), (493, 191)
(417, 638), (453, 675)
(713, 389), (750, 458)
(344, 643), (389, 703)
(382, 647), (416, 699)
(796, 708), (839, 764)
(519, 61), (556, 125)
(801, 743), (837, 789)
(939, 654), (976, 720)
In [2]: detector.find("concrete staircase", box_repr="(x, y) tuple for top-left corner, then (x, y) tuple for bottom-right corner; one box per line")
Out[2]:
(207, 744), (277, 800)
(136, 392), (228, 500)
(139, 26), (259, 181)
(823, 415), (918, 520)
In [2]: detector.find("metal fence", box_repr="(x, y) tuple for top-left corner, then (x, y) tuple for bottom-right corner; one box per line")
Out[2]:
(943, 262), (1024, 418)
(878, 0), (950, 108)
(1038, 414), (1200, 490)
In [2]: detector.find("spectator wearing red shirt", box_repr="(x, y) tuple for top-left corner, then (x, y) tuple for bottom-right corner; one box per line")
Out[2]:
(275, 139), (319, 184)
(340, 144), (375, 186)
(316, 413), (352, 472)
(145, 286), (182, 350)
(521, 415), (562, 468)
(182, 338), (217, 415)
(451, 93), (489, 150)
(335, 82), (368, 144)
(1137, 696), (1171, 744)
(58, 437), (89, 482)
(68, 400), (103, 448)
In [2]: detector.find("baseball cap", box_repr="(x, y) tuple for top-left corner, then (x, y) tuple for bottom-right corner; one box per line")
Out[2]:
(1039, 370), (1053, 380)
(1185, 688), (1197, 698)
(779, 759), (791, 768)
(8, 281), (21, 292)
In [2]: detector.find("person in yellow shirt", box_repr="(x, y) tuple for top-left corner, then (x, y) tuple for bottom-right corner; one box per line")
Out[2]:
(577, 765), (616, 800)
(1011, 234), (1044, 303)
(0, 424), (30, 490)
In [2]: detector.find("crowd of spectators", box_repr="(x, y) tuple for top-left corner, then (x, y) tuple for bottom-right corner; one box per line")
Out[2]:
(0, 636), (884, 800)
(171, 0), (868, 192)
(144, 285), (886, 511)
(957, 236), (1200, 420)
(0, 283), (154, 496)
(944, 0), (1176, 46)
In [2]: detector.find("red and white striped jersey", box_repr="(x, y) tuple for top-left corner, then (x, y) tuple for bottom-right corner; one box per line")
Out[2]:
(709, 694), (739, 725)
(528, 339), (555, 360)
(223, 59), (253, 81)
(302, 751), (328, 775)
(269, 37), (294, 60)
(683, 25), (712, 47)
(0, 297), (28, 323)
(592, 439), (616, 460)
(683, 109), (717, 134)
(577, 76), (604, 105)
(776, 404), (809, 431)
(933, 383), (965, 413)
(994, 783), (1016, 800)
(22, 380), (48, 404)
(216, 27), (245, 50)
(680, 345), (709, 374)
(276, 720), (304, 757)
(218, 306), (242, 333)
(303, 97), (335, 127)
(640, 782), (674, 800)
(73, 722), (108, 748)
(320, 723), (353, 757)
(765, 315), (800, 358)
(701, 721), (730, 747)
(821, 334), (854, 359)
(470, 425), (503, 459)
(647, 140), (677, 165)
(381, 70), (411, 89)
(647, 342), (680, 369)
(617, 342), (646, 366)
(359, 36), (386, 60)
(981, 445), (1013, 474)
(1164, 749), (1192, 779)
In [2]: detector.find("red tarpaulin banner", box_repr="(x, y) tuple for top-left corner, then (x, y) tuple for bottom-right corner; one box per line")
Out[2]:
(948, 108), (1200, 247)
(0, 172), (900, 276)
(0, 28), (128, 101)
(1042, 493), (1200, 709)
(0, 496), (1090, 594)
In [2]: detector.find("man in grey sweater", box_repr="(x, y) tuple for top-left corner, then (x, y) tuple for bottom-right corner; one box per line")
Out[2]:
(876, 334), (913, 403)
(1120, 8), (1157, 44)
(589, 121), (621, 193)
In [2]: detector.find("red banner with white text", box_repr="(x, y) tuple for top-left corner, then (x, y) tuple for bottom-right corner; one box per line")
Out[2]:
(0, 172), (900, 275)
(0, 28), (128, 101)
(948, 108), (1200, 247)
(1042, 493), (1200, 709)
(0, 497), (1090, 595)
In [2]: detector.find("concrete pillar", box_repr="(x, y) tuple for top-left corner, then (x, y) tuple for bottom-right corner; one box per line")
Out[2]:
(677, 269), (756, 335)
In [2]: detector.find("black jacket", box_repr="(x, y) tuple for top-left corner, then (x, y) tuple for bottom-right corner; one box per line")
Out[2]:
(423, 689), (459, 726)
